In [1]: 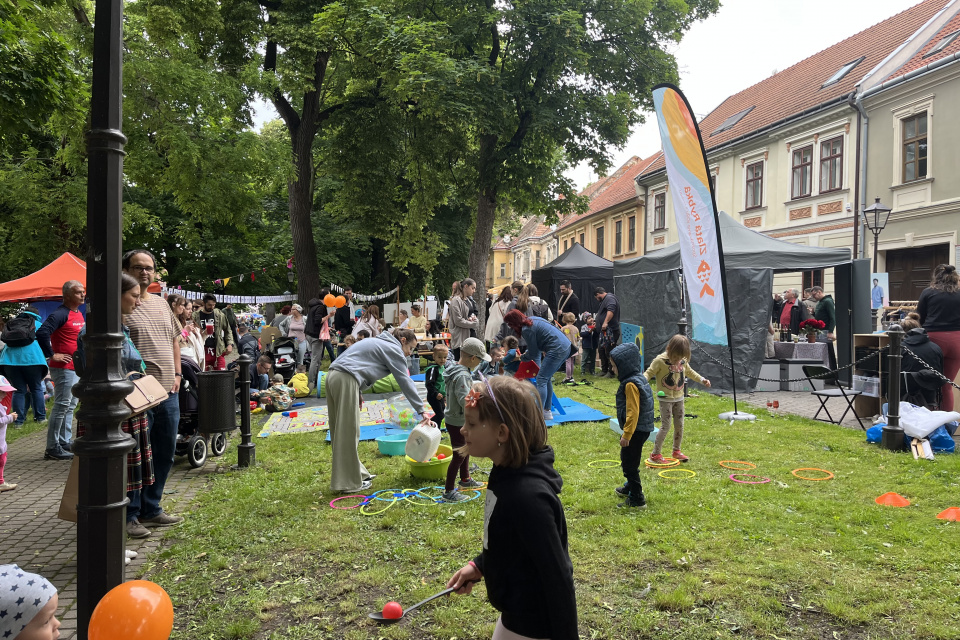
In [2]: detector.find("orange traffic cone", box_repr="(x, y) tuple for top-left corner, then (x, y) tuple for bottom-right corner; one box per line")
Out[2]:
(936, 507), (960, 521)
(875, 492), (910, 507)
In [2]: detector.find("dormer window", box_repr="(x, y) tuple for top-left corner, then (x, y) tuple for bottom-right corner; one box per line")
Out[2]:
(923, 30), (960, 58)
(821, 57), (864, 88)
(710, 106), (754, 136)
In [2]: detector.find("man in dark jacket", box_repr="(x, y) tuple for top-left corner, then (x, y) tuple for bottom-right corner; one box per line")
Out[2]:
(333, 287), (354, 355)
(555, 280), (580, 326)
(778, 288), (808, 337)
(236, 323), (260, 360)
(812, 287), (837, 370)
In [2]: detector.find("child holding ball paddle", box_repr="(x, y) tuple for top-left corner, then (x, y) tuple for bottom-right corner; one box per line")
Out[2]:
(446, 375), (578, 640)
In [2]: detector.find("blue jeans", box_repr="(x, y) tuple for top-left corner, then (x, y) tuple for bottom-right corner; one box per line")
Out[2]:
(6, 366), (46, 424)
(47, 368), (79, 450)
(128, 392), (179, 522)
(536, 349), (569, 411)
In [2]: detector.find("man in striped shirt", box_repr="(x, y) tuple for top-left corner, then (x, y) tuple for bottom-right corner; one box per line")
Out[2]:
(122, 249), (184, 538)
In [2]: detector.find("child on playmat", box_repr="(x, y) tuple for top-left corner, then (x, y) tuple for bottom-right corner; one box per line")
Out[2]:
(424, 344), (449, 428)
(643, 334), (710, 463)
(289, 365), (310, 398)
(446, 375), (577, 640)
(610, 343), (655, 509)
(442, 338), (488, 502)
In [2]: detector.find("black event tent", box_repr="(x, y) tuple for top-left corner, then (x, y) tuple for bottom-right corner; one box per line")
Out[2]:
(613, 211), (862, 392)
(532, 243), (613, 317)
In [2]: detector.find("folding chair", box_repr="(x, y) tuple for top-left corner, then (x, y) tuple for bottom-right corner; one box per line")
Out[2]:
(802, 365), (865, 430)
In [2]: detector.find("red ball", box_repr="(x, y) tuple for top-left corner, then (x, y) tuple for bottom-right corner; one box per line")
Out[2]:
(382, 601), (403, 619)
(437, 453), (446, 460)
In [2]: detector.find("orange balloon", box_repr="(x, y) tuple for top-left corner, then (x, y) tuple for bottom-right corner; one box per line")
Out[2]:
(323, 294), (336, 307)
(334, 295), (346, 308)
(89, 580), (174, 640)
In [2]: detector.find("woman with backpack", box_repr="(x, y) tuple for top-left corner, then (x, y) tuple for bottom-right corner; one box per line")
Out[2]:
(0, 307), (48, 428)
(515, 284), (553, 322)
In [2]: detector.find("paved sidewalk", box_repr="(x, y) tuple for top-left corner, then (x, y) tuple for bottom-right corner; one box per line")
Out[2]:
(0, 427), (223, 639)
(739, 388), (873, 430)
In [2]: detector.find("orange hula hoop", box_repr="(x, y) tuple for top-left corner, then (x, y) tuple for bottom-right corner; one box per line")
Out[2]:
(719, 460), (756, 470)
(791, 468), (834, 481)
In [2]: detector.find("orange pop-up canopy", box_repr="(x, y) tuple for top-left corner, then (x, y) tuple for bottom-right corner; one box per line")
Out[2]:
(0, 253), (87, 302)
(0, 252), (161, 302)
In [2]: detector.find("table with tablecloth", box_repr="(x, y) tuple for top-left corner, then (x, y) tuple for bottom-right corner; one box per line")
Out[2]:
(773, 341), (830, 368)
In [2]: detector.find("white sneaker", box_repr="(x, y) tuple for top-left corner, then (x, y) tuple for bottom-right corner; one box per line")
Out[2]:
(543, 410), (554, 421)
(125, 549), (138, 559)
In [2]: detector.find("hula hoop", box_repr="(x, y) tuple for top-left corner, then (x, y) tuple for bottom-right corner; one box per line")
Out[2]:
(791, 468), (834, 481)
(373, 488), (423, 502)
(645, 457), (680, 468)
(418, 485), (482, 504)
(719, 460), (757, 470)
(360, 495), (398, 515)
(728, 474), (770, 485)
(588, 460), (620, 469)
(658, 468), (696, 479)
(329, 495), (368, 510)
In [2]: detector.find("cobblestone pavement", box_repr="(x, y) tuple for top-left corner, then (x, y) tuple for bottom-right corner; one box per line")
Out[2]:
(739, 388), (874, 430)
(0, 426), (224, 639)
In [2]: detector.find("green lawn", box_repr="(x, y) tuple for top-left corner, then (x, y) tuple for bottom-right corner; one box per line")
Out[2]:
(141, 376), (960, 639)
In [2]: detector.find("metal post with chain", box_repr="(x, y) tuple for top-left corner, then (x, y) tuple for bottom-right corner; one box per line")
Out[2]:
(881, 325), (907, 451)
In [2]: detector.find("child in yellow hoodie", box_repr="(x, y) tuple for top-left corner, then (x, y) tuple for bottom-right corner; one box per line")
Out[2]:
(289, 365), (311, 398)
(643, 335), (710, 463)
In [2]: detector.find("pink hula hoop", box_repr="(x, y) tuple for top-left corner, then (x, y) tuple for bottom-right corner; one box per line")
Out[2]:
(728, 474), (770, 485)
(329, 495), (368, 510)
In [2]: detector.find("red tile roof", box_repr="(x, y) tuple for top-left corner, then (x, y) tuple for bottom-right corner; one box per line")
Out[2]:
(559, 153), (660, 230)
(897, 10), (960, 75)
(638, 0), (949, 179)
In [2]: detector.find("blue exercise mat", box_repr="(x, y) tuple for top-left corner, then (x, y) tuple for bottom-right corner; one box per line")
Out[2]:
(546, 397), (609, 426)
(410, 373), (425, 382)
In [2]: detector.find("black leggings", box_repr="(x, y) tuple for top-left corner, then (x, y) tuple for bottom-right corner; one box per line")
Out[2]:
(620, 433), (646, 504)
(445, 424), (470, 492)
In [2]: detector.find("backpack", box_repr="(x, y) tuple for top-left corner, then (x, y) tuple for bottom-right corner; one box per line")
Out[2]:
(529, 300), (550, 320)
(2, 316), (37, 348)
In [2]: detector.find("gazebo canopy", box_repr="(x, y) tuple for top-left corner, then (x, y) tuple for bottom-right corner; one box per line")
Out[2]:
(0, 253), (87, 302)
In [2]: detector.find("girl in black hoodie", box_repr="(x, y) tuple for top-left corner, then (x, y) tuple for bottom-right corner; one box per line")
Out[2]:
(447, 375), (578, 639)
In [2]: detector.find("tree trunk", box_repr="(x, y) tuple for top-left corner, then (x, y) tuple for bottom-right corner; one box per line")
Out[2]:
(288, 120), (320, 306)
(470, 134), (500, 342)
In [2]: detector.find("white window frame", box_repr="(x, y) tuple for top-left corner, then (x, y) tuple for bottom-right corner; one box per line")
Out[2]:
(891, 95), (934, 187)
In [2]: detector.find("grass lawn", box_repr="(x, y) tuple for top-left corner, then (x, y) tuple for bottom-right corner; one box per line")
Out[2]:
(142, 375), (960, 639)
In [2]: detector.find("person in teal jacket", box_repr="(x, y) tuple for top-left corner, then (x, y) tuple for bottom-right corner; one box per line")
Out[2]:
(0, 308), (48, 427)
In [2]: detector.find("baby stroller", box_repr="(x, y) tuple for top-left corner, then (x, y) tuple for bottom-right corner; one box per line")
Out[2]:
(175, 357), (228, 468)
(270, 336), (298, 383)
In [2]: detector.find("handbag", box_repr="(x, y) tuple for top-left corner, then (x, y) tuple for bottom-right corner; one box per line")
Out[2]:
(125, 374), (169, 413)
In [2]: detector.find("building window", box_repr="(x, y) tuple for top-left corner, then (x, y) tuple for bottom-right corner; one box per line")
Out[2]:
(745, 161), (763, 209)
(802, 269), (824, 291)
(821, 57), (864, 88)
(791, 145), (812, 199)
(500, 263), (505, 278)
(820, 136), (843, 193)
(579, 232), (585, 246)
(628, 216), (636, 252)
(563, 239), (568, 252)
(654, 192), (666, 230)
(535, 250), (540, 269)
(902, 112), (927, 182)
(709, 173), (717, 194)
(596, 227), (604, 258)
(615, 220), (623, 254)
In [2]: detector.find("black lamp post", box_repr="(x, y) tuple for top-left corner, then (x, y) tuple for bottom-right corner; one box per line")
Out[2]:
(862, 196), (892, 274)
(71, 0), (134, 637)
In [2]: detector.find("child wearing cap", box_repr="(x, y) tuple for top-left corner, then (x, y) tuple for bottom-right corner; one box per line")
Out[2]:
(0, 564), (61, 639)
(441, 337), (489, 502)
(0, 375), (19, 492)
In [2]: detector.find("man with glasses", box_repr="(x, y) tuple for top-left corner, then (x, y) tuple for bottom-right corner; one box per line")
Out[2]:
(122, 249), (184, 538)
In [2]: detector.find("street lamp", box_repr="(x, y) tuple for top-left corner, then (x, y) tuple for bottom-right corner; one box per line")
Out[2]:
(862, 196), (892, 274)
(287, 270), (295, 284)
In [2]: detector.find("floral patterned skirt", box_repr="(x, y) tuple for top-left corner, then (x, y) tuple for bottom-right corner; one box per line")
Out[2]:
(76, 411), (154, 493)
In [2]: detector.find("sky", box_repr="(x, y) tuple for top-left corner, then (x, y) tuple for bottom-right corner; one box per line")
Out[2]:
(251, 0), (924, 190)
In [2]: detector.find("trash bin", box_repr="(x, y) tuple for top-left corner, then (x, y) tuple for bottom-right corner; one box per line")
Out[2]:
(198, 371), (237, 434)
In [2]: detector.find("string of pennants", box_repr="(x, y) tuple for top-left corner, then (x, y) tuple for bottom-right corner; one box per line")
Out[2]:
(159, 287), (296, 305)
(330, 283), (399, 303)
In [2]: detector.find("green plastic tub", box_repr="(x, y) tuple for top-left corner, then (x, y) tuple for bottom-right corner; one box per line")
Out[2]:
(406, 444), (453, 480)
